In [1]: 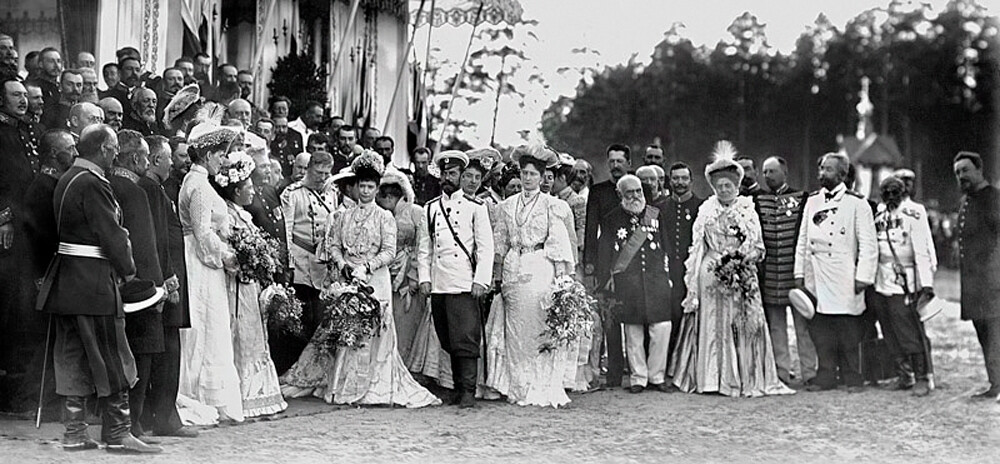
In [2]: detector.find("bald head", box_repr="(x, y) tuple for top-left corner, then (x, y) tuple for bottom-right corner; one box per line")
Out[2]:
(292, 152), (311, 181)
(77, 124), (118, 170)
(76, 52), (95, 69)
(69, 102), (104, 135)
(98, 97), (123, 131)
(228, 98), (252, 128)
(616, 174), (641, 193)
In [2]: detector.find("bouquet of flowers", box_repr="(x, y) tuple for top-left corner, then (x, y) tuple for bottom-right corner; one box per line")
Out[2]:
(539, 275), (597, 353)
(261, 283), (304, 337)
(709, 250), (757, 299)
(228, 228), (281, 285)
(317, 280), (384, 353)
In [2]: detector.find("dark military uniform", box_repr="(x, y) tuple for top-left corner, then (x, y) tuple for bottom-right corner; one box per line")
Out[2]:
(662, 192), (701, 369)
(583, 179), (625, 386)
(958, 184), (1000, 393)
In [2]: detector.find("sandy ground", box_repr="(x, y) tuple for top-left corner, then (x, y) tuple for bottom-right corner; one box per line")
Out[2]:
(2, 270), (998, 463)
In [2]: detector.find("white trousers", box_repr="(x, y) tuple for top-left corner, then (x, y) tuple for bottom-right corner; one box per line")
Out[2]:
(625, 321), (671, 387)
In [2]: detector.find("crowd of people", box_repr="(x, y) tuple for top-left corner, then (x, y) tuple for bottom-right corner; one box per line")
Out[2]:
(1, 33), (999, 456)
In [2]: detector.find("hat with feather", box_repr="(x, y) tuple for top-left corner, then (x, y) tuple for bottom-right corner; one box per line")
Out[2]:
(379, 168), (415, 203)
(705, 140), (744, 187)
(162, 83), (201, 131)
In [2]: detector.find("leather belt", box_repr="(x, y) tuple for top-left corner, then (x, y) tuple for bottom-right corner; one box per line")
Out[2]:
(515, 243), (544, 254)
(57, 242), (107, 259)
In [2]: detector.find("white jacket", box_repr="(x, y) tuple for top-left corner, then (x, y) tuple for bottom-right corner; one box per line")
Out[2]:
(873, 202), (936, 296)
(794, 183), (878, 315)
(417, 190), (494, 294)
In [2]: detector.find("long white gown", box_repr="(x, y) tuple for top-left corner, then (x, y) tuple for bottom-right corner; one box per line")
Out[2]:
(481, 190), (577, 408)
(177, 164), (245, 423)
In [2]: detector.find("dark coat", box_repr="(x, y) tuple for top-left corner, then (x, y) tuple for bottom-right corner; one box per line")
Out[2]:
(110, 171), (164, 354)
(583, 180), (620, 272)
(22, 173), (59, 279)
(40, 102), (71, 131)
(271, 129), (304, 177)
(38, 162), (135, 317)
(138, 175), (190, 327)
(0, 112), (38, 238)
(595, 205), (673, 325)
(663, 194), (702, 317)
(958, 185), (1000, 321)
(245, 183), (289, 281)
(121, 112), (157, 136)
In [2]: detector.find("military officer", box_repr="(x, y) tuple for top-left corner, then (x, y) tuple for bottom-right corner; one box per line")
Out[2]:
(794, 152), (878, 392)
(416, 150), (494, 408)
(595, 175), (673, 393)
(280, 151), (337, 341)
(871, 176), (936, 397)
(663, 162), (702, 372)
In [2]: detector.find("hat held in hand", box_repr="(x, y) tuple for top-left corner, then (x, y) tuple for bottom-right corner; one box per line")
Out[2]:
(788, 287), (817, 320)
(120, 279), (165, 314)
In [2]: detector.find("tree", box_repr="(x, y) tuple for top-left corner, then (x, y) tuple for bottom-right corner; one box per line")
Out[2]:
(268, 52), (328, 119)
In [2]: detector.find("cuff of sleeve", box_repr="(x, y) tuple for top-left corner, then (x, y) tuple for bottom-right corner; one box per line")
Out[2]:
(0, 207), (11, 226)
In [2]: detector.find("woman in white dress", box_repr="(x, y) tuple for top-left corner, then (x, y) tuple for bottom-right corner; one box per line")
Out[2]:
(482, 147), (577, 408)
(213, 152), (287, 418)
(177, 123), (245, 423)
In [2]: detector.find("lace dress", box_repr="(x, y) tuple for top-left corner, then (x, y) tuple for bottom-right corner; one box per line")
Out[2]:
(282, 200), (440, 408)
(225, 203), (288, 418)
(481, 190), (577, 407)
(176, 164), (244, 423)
(389, 201), (426, 363)
(669, 196), (794, 397)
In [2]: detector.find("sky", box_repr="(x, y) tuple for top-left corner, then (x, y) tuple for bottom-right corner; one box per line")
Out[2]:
(418, 0), (994, 147)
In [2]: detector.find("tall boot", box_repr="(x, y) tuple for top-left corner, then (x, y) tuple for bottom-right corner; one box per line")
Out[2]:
(458, 357), (477, 409)
(61, 396), (98, 451)
(102, 390), (162, 454)
(912, 353), (931, 397)
(448, 355), (462, 405)
(888, 356), (914, 391)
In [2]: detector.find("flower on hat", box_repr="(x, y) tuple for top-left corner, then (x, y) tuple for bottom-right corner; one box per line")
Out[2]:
(214, 151), (256, 187)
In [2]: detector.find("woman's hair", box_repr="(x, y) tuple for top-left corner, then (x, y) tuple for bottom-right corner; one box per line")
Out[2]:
(708, 165), (742, 188)
(517, 154), (547, 175)
(210, 176), (250, 202)
(499, 162), (521, 190)
(354, 165), (382, 185)
(377, 183), (404, 200)
(188, 139), (230, 164)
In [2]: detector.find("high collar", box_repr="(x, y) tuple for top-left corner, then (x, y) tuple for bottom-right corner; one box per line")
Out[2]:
(671, 190), (693, 202)
(820, 182), (846, 199)
(190, 164), (208, 176)
(111, 167), (140, 184)
(446, 189), (465, 201)
(772, 183), (789, 195)
(74, 157), (106, 178)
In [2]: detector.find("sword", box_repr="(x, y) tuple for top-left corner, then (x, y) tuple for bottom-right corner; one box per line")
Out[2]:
(36, 315), (52, 429)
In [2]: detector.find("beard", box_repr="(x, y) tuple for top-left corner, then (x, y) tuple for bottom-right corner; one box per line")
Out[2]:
(140, 108), (156, 123)
(621, 196), (646, 215)
(819, 175), (840, 191)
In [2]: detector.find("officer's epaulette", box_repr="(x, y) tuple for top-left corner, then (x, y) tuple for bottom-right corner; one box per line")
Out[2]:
(846, 190), (864, 199)
(900, 207), (921, 219)
(285, 182), (304, 192)
(463, 194), (484, 205)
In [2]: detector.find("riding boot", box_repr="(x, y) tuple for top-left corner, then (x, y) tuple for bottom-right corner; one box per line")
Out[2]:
(458, 357), (477, 409)
(448, 355), (462, 405)
(912, 353), (931, 397)
(100, 390), (132, 446)
(61, 396), (99, 451)
(888, 356), (914, 390)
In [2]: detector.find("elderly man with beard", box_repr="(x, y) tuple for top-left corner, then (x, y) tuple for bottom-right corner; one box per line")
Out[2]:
(754, 156), (814, 386)
(79, 68), (99, 104)
(953, 151), (1000, 401)
(68, 102), (104, 139)
(595, 175), (672, 393)
(636, 165), (667, 210)
(794, 152), (877, 393)
(662, 162), (702, 375)
(98, 97), (124, 132)
(583, 143), (632, 387)
(870, 176), (936, 397)
(122, 88), (158, 136)
(41, 69), (82, 130)
(572, 159), (592, 201)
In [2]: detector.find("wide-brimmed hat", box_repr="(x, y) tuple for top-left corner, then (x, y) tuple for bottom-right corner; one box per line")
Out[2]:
(331, 166), (356, 183)
(788, 287), (816, 320)
(120, 279), (165, 314)
(466, 147), (502, 171)
(704, 140), (744, 186)
(162, 83), (201, 130)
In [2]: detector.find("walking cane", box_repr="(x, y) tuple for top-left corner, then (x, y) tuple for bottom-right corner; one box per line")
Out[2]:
(479, 293), (489, 382)
(36, 314), (53, 429)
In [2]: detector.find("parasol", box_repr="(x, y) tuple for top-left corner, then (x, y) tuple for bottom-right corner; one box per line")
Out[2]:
(386, 0), (524, 147)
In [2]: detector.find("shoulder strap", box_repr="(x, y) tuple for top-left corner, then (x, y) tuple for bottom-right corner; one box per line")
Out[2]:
(56, 171), (89, 234)
(439, 197), (476, 268)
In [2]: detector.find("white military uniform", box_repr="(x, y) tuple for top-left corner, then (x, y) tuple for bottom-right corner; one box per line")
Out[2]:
(874, 202), (936, 296)
(417, 189), (494, 293)
(280, 180), (338, 289)
(900, 197), (937, 272)
(794, 182), (878, 315)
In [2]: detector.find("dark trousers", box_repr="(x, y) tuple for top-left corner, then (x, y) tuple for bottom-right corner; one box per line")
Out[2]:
(872, 294), (931, 356)
(809, 313), (863, 388)
(603, 307), (625, 387)
(144, 326), (183, 434)
(430, 293), (481, 359)
(293, 284), (324, 338)
(275, 284), (322, 374)
(129, 353), (153, 436)
(665, 283), (684, 374)
(52, 314), (136, 398)
(973, 317), (1000, 390)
